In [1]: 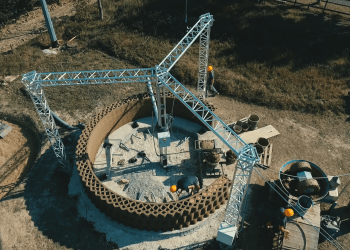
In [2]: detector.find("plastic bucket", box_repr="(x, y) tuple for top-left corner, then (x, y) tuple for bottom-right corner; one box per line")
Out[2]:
(295, 195), (314, 217)
(234, 125), (242, 134)
(248, 114), (260, 130)
(236, 120), (243, 127)
(242, 122), (249, 132)
(257, 137), (269, 149)
(254, 144), (264, 156)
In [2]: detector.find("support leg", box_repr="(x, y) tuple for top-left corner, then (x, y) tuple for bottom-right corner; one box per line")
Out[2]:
(197, 23), (212, 99)
(28, 85), (68, 168)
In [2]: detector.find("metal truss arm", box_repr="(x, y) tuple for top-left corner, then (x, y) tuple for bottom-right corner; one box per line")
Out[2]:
(24, 68), (156, 87)
(22, 71), (67, 166)
(156, 67), (259, 232)
(158, 13), (214, 72)
(156, 67), (246, 154)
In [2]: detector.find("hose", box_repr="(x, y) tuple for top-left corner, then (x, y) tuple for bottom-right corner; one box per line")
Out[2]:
(51, 110), (75, 130)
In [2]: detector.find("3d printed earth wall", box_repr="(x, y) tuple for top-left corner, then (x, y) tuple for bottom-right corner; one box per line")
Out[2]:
(75, 93), (232, 231)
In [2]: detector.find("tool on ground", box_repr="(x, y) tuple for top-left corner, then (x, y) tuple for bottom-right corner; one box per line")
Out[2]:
(128, 157), (137, 163)
(255, 162), (269, 170)
(137, 150), (150, 162)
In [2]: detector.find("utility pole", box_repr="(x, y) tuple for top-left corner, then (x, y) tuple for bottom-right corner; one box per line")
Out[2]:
(39, 0), (59, 48)
(98, 0), (103, 20)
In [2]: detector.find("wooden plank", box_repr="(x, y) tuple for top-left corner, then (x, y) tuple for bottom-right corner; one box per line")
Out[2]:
(259, 144), (273, 167)
(268, 144), (273, 166)
(295, 204), (321, 227)
(239, 125), (280, 144)
(263, 146), (268, 165)
(283, 222), (319, 250)
(282, 204), (321, 250)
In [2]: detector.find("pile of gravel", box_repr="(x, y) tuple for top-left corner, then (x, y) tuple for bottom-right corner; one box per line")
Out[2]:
(125, 169), (174, 202)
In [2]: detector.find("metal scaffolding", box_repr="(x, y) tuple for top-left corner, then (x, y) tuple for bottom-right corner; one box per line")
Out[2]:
(21, 12), (258, 246)
(197, 20), (212, 99)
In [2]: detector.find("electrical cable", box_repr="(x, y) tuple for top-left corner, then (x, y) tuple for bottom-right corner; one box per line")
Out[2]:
(266, 167), (350, 179)
(152, 111), (160, 157)
(168, 94), (176, 133)
(253, 167), (344, 250)
(185, 0), (188, 24)
(280, 171), (350, 179)
(289, 221), (307, 250)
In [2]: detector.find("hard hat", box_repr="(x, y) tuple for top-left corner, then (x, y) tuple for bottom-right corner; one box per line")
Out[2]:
(284, 208), (294, 217)
(207, 66), (213, 71)
(170, 185), (177, 193)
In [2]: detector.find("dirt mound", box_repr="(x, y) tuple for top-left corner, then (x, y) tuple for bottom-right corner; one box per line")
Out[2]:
(226, 150), (237, 165)
(200, 140), (215, 149)
(204, 152), (221, 163)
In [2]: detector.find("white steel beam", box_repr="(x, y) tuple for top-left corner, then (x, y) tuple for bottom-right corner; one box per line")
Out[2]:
(34, 68), (156, 87)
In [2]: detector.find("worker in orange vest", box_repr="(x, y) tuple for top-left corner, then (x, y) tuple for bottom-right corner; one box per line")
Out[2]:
(205, 65), (219, 97)
(262, 207), (294, 239)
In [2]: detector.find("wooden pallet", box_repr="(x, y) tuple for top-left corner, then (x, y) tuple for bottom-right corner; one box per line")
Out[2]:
(259, 143), (273, 166)
(282, 204), (321, 250)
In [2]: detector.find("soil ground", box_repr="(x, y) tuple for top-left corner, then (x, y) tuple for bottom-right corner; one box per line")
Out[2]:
(1, 92), (349, 250)
(0, 0), (94, 54)
(0, 1), (349, 250)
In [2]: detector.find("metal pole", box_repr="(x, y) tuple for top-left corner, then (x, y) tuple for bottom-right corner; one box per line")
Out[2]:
(162, 85), (167, 128)
(147, 80), (158, 123)
(39, 0), (58, 48)
(156, 81), (163, 128)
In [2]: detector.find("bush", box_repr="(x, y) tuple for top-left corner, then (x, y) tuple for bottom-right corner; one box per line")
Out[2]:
(0, 0), (34, 27)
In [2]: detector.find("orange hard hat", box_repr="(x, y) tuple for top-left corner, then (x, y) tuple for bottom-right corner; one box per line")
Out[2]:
(170, 185), (177, 193)
(284, 208), (294, 217)
(207, 66), (213, 71)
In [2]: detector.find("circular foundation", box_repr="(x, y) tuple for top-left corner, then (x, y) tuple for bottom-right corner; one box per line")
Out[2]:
(75, 93), (232, 232)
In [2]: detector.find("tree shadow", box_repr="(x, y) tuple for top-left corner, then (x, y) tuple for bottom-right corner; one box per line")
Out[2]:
(0, 113), (42, 202)
(23, 130), (118, 250)
(239, 182), (287, 249)
(97, 0), (350, 68)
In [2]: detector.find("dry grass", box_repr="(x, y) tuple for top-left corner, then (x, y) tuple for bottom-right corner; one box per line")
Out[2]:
(1, 0), (350, 114)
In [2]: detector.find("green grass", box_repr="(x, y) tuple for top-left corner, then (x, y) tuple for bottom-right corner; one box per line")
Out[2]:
(1, 0), (350, 114)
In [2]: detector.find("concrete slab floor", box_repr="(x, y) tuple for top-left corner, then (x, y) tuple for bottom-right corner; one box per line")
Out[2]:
(92, 116), (236, 202)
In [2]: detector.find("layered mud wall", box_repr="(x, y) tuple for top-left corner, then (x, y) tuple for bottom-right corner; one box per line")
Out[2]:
(75, 93), (231, 231)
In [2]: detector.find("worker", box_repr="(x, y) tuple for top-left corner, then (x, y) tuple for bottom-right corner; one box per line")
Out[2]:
(264, 207), (294, 239)
(205, 65), (219, 97)
(170, 176), (200, 196)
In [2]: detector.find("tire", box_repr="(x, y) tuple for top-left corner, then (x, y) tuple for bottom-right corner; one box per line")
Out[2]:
(296, 179), (320, 195)
(290, 162), (312, 174)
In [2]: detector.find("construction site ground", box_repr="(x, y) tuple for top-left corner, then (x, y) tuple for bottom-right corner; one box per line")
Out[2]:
(0, 1), (350, 250)
(1, 87), (350, 249)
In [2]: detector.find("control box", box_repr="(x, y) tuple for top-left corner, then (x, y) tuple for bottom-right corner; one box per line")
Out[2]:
(158, 131), (171, 148)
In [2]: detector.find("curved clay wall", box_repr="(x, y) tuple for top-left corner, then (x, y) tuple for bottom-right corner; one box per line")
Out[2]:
(75, 93), (231, 231)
